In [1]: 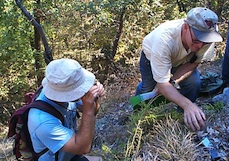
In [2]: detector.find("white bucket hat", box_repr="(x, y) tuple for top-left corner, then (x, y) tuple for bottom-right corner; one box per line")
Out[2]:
(186, 7), (222, 43)
(42, 58), (95, 102)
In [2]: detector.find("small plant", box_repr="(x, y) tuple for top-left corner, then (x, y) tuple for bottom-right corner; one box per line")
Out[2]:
(125, 97), (194, 160)
(204, 102), (224, 112)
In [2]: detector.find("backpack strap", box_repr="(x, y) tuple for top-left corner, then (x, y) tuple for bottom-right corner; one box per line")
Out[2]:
(28, 100), (65, 160)
(29, 100), (64, 124)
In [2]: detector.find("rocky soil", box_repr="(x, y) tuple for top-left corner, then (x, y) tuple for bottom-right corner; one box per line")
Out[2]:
(0, 59), (228, 161)
(91, 59), (229, 160)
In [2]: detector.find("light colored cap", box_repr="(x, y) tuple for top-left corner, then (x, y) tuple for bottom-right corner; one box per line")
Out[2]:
(42, 58), (95, 102)
(186, 7), (222, 43)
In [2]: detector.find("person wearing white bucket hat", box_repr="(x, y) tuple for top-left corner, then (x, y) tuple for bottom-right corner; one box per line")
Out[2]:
(28, 58), (105, 161)
(135, 7), (222, 131)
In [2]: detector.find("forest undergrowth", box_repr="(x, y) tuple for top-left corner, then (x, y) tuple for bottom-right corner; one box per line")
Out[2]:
(0, 57), (229, 161)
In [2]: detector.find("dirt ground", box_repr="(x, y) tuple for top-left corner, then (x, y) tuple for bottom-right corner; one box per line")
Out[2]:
(91, 58), (229, 160)
(0, 58), (228, 161)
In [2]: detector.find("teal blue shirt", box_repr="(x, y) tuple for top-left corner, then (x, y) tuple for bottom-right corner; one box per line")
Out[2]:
(28, 91), (80, 161)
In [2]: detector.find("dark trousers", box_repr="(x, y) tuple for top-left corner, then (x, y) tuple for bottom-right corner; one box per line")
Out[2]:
(70, 155), (89, 161)
(135, 51), (201, 102)
(222, 32), (229, 86)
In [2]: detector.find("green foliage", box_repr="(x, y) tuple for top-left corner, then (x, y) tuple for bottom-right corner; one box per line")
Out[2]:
(100, 140), (128, 161)
(0, 1), (35, 100)
(0, 0), (228, 125)
(0, 1), (229, 160)
(0, 1), (46, 125)
(204, 102), (224, 112)
(125, 101), (185, 159)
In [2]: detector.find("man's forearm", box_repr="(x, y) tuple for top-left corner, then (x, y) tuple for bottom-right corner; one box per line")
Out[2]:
(61, 108), (96, 154)
(157, 82), (192, 110)
(76, 110), (96, 152)
(172, 62), (198, 83)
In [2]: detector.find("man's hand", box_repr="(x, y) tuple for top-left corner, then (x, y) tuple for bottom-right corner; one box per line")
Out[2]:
(94, 81), (105, 98)
(63, 82), (105, 154)
(93, 81), (105, 114)
(81, 81), (105, 115)
(157, 82), (206, 131)
(183, 103), (206, 131)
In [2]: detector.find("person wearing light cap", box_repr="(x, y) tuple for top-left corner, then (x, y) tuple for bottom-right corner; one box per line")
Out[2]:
(135, 7), (222, 131)
(28, 58), (105, 161)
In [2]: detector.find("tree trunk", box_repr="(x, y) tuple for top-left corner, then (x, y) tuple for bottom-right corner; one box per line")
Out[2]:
(111, 6), (126, 58)
(33, 0), (43, 86)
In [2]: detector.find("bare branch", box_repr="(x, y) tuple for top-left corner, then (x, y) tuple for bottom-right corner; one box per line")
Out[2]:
(15, 0), (53, 64)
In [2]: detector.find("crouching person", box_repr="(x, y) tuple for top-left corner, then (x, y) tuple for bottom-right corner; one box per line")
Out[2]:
(28, 58), (105, 161)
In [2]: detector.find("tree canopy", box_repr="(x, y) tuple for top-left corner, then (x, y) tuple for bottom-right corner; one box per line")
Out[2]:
(0, 0), (228, 122)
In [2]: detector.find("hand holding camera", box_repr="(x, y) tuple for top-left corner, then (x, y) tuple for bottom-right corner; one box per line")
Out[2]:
(81, 80), (105, 115)
(93, 81), (105, 115)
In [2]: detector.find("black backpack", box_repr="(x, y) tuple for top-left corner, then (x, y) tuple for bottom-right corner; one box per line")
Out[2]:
(7, 91), (64, 161)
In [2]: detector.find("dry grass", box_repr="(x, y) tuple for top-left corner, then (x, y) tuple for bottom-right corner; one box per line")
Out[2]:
(125, 120), (143, 160)
(1, 56), (228, 160)
(0, 138), (14, 161)
(127, 115), (199, 161)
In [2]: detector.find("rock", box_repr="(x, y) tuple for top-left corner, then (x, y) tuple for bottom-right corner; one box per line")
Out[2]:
(212, 87), (229, 106)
